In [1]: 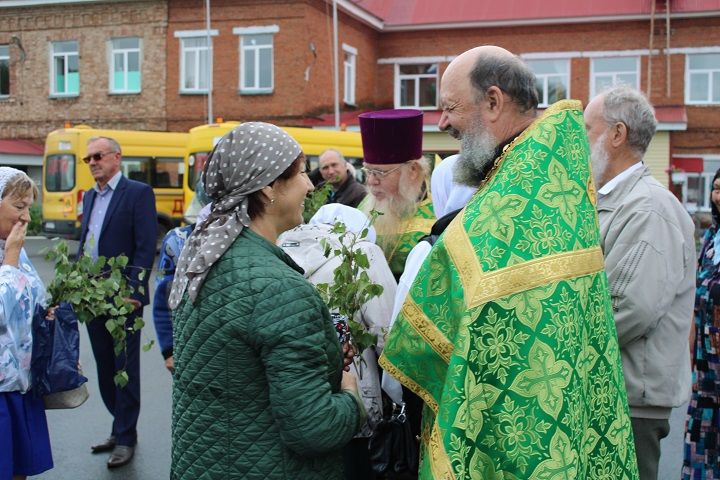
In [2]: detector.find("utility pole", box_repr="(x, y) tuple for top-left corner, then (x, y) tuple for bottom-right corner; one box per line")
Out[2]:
(332, 0), (340, 129)
(206, 0), (213, 124)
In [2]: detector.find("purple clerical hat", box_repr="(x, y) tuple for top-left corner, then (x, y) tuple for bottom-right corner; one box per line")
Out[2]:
(359, 109), (423, 165)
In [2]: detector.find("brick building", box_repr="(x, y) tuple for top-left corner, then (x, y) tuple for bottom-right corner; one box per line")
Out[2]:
(1, 0), (720, 213)
(0, 0), (169, 141)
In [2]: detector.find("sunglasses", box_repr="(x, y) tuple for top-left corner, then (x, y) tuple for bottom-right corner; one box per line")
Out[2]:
(361, 164), (404, 179)
(82, 151), (115, 164)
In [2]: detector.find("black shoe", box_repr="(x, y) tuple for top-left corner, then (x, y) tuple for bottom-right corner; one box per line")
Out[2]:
(107, 445), (134, 468)
(91, 436), (116, 453)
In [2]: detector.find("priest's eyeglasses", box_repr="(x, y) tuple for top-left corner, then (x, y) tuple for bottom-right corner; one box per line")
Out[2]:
(361, 165), (404, 179)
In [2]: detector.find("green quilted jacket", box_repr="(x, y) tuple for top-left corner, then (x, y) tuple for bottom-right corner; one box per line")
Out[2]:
(171, 228), (363, 480)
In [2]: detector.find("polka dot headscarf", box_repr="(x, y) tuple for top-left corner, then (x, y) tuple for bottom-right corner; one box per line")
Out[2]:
(168, 122), (301, 307)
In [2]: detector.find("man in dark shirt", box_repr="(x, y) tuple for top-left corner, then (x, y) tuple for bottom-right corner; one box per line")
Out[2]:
(318, 148), (366, 208)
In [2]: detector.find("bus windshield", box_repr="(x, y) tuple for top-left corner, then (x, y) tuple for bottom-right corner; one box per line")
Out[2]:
(187, 152), (209, 191)
(45, 154), (75, 192)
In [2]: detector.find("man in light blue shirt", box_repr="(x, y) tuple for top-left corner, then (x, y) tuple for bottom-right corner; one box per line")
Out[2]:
(78, 136), (157, 469)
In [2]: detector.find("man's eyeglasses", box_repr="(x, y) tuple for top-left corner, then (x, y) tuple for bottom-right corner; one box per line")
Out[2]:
(82, 151), (115, 164)
(361, 164), (404, 179)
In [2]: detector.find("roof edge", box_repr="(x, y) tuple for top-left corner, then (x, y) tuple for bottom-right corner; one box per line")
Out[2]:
(334, 0), (384, 30)
(0, 0), (112, 6)
(380, 10), (720, 32)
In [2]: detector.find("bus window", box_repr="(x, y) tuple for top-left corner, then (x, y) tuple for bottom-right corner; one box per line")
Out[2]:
(45, 154), (75, 192)
(123, 156), (150, 184)
(306, 155), (320, 172)
(187, 152), (209, 191)
(154, 157), (182, 188)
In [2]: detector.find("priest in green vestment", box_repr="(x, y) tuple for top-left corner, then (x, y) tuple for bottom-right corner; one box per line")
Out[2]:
(357, 109), (435, 279)
(380, 46), (640, 479)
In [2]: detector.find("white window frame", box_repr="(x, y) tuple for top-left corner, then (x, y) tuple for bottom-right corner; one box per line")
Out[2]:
(685, 53), (720, 105)
(590, 57), (640, 98)
(234, 25), (278, 95)
(674, 171), (715, 213)
(108, 37), (141, 94)
(0, 45), (8, 97)
(671, 154), (720, 213)
(342, 43), (357, 106)
(175, 29), (218, 94)
(394, 63), (438, 110)
(526, 59), (570, 108)
(49, 40), (79, 97)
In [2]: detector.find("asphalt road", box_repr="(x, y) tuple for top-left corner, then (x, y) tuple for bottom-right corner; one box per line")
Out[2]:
(24, 237), (686, 479)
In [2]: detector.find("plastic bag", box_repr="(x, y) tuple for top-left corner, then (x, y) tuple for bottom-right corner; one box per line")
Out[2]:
(31, 302), (88, 397)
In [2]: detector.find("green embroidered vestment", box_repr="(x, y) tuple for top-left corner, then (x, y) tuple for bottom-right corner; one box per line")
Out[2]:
(380, 100), (639, 480)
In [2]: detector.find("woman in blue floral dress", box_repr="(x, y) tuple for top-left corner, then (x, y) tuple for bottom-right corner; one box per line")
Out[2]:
(0, 168), (53, 479)
(684, 167), (720, 479)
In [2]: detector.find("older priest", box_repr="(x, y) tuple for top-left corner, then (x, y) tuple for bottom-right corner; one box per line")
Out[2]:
(358, 109), (435, 279)
(380, 46), (639, 480)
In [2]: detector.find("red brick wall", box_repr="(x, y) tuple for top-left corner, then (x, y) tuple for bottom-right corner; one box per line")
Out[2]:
(0, 0), (169, 142)
(0, 1), (718, 156)
(166, 0), (378, 132)
(373, 17), (720, 153)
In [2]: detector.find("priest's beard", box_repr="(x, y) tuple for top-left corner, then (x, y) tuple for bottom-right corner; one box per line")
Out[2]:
(589, 132), (610, 188)
(364, 169), (424, 253)
(454, 116), (499, 188)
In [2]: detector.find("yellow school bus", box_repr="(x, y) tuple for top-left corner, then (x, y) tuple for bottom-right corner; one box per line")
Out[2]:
(183, 121), (364, 221)
(42, 125), (189, 241)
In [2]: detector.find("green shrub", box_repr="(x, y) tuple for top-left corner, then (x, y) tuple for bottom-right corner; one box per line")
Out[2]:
(29, 203), (42, 236)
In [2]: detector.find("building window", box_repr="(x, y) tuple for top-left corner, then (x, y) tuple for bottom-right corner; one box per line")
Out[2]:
(181, 37), (210, 93)
(343, 44), (357, 106)
(174, 30), (218, 94)
(681, 172), (715, 212)
(591, 57), (639, 97)
(234, 25), (278, 95)
(396, 63), (437, 109)
(686, 53), (720, 104)
(526, 59), (569, 107)
(110, 37), (141, 94)
(0, 45), (8, 97)
(51, 40), (79, 97)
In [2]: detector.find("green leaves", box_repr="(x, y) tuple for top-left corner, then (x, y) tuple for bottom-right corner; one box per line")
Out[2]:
(114, 370), (129, 388)
(302, 182), (333, 223)
(45, 240), (152, 387)
(315, 214), (385, 354)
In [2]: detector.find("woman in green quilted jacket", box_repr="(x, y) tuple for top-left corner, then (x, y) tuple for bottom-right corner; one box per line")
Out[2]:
(168, 122), (366, 480)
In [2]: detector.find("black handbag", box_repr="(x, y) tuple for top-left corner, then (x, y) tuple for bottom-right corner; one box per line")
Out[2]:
(368, 402), (419, 476)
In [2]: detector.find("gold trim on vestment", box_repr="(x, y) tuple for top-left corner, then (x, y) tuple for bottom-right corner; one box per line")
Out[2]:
(401, 297), (454, 363)
(429, 420), (456, 480)
(467, 247), (605, 308)
(445, 213), (605, 308)
(404, 217), (436, 234)
(378, 355), (440, 412)
(444, 213), (482, 296)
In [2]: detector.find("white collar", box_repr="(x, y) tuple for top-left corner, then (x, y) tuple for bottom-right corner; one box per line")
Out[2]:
(598, 162), (644, 195)
(94, 171), (123, 193)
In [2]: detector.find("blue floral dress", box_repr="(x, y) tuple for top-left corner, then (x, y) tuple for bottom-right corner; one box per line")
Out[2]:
(0, 246), (53, 477)
(684, 225), (720, 479)
(0, 247), (47, 393)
